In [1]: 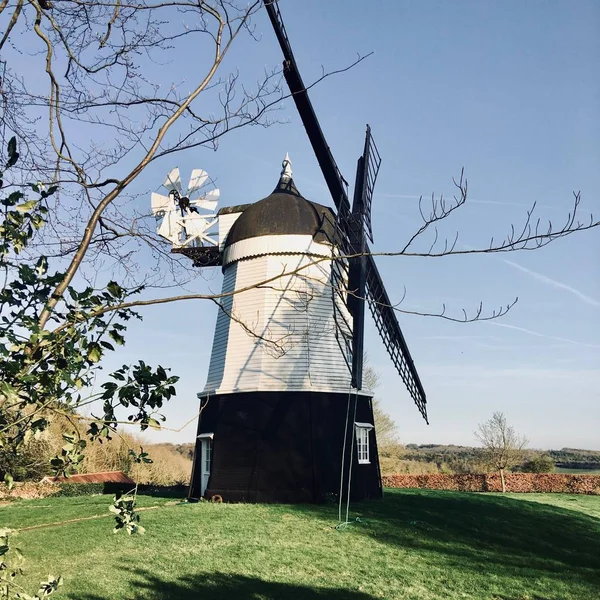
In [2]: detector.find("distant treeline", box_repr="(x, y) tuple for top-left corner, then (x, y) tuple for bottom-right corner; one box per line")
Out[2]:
(403, 444), (600, 471)
(547, 448), (600, 470)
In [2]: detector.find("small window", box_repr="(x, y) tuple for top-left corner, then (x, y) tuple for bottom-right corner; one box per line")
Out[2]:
(344, 336), (353, 366)
(204, 439), (212, 472)
(355, 423), (373, 464)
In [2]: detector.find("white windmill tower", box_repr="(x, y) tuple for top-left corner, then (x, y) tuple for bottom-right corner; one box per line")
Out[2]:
(151, 167), (220, 250)
(183, 154), (381, 504)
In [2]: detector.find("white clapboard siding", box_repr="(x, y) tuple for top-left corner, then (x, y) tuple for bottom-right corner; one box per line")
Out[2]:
(224, 234), (332, 266)
(203, 234), (357, 395)
(218, 211), (244, 251)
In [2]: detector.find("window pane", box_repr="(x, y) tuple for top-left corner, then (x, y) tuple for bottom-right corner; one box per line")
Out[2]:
(356, 426), (370, 463)
(205, 440), (212, 471)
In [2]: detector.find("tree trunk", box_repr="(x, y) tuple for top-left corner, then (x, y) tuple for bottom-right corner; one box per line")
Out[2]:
(500, 468), (506, 493)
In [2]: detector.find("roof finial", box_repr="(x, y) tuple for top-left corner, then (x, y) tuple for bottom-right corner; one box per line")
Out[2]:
(280, 152), (292, 182)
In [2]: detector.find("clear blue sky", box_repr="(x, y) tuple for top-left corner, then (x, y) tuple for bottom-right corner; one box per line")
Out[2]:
(86, 1), (599, 449)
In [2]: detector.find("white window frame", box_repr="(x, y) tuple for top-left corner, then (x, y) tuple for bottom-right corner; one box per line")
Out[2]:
(355, 423), (374, 465)
(197, 433), (214, 497)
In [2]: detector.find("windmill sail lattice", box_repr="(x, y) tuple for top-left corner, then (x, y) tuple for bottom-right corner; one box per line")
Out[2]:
(360, 127), (381, 244)
(365, 255), (428, 422)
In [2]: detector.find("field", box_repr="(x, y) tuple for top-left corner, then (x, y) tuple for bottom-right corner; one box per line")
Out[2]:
(555, 467), (600, 475)
(2, 489), (599, 600)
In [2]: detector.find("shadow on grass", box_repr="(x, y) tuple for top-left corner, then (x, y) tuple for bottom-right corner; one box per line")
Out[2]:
(75, 571), (375, 600)
(299, 490), (600, 588)
(136, 484), (189, 499)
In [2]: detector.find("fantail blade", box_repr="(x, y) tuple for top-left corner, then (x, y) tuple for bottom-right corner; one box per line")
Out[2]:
(164, 167), (182, 193)
(188, 169), (209, 194)
(151, 192), (172, 214)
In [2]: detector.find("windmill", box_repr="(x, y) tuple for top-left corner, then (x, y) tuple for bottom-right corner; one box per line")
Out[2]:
(156, 2), (428, 503)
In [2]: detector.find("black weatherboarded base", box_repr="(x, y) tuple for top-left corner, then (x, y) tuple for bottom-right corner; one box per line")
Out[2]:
(189, 391), (382, 504)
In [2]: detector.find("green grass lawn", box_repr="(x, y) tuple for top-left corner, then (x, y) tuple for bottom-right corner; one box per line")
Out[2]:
(1, 489), (599, 600)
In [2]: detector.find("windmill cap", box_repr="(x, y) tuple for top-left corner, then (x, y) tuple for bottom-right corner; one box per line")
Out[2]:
(223, 157), (340, 249)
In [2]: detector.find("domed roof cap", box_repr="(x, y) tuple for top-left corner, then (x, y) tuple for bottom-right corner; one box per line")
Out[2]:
(224, 155), (339, 248)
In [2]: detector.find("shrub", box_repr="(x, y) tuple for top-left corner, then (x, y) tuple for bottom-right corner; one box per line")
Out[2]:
(520, 454), (555, 473)
(0, 439), (53, 482)
(133, 445), (192, 486)
(55, 482), (135, 497)
(137, 484), (188, 498)
(0, 481), (59, 500)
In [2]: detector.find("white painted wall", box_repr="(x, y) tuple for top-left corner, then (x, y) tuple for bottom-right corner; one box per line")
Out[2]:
(203, 234), (358, 395)
(218, 212), (244, 250)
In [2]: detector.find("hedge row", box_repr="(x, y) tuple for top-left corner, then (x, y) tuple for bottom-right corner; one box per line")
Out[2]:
(382, 473), (600, 494)
(0, 482), (186, 500)
(0, 482), (60, 500)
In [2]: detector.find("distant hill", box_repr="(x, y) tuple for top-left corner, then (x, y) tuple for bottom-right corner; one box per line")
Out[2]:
(402, 444), (600, 471)
(547, 448), (600, 470)
(149, 442), (600, 477)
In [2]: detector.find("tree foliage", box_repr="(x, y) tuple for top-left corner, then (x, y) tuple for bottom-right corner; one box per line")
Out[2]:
(0, 0), (283, 290)
(0, 139), (177, 597)
(475, 412), (528, 492)
(1, 139), (178, 474)
(363, 364), (399, 447)
(520, 454), (555, 474)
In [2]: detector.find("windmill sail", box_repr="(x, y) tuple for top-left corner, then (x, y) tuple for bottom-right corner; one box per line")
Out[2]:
(157, 210), (183, 244)
(365, 253), (428, 422)
(193, 188), (220, 212)
(263, 0), (427, 421)
(264, 0), (350, 216)
(360, 127), (381, 244)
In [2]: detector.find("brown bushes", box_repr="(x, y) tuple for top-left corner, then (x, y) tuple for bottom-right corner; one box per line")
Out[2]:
(0, 481), (60, 500)
(132, 445), (192, 486)
(23, 415), (193, 486)
(382, 473), (600, 494)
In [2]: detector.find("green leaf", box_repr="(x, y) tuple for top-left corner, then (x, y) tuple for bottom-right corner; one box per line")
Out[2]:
(0, 381), (20, 403)
(3, 474), (14, 491)
(35, 256), (48, 276)
(15, 200), (38, 213)
(7, 136), (16, 158)
(6, 137), (19, 168)
(87, 343), (102, 363)
(106, 281), (123, 298)
(108, 330), (125, 346)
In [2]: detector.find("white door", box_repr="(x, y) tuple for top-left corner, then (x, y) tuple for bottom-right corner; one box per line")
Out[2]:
(200, 438), (213, 497)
